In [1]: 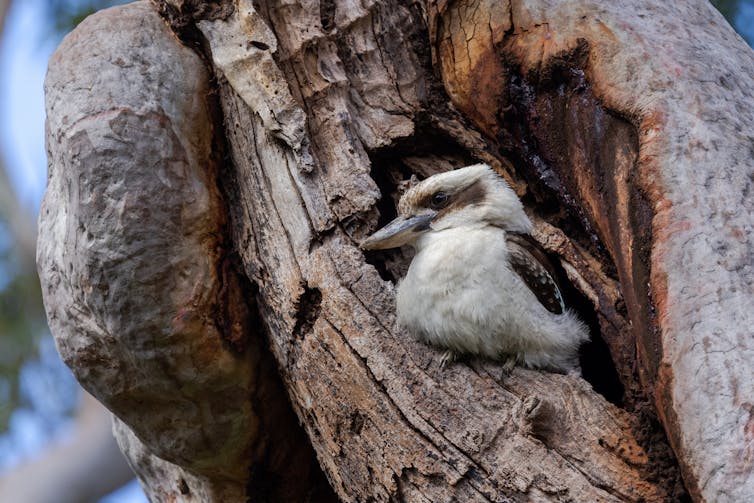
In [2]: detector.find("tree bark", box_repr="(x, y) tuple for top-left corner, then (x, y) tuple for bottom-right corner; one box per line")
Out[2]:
(37, 0), (753, 502)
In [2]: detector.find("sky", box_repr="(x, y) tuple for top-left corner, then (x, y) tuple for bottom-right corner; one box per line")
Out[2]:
(0, 1), (50, 213)
(0, 3), (146, 502)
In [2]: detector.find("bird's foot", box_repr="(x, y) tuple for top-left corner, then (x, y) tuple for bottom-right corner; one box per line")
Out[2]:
(500, 355), (518, 378)
(439, 350), (459, 369)
(522, 395), (542, 419)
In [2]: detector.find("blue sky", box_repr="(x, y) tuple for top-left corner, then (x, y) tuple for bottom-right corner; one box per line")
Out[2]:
(0, 1), (50, 213)
(0, 3), (146, 501)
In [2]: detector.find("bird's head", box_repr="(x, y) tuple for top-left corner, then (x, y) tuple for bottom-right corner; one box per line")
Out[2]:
(361, 164), (532, 250)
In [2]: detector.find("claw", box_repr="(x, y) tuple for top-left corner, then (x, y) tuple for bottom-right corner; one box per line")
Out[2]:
(500, 354), (517, 378)
(439, 350), (458, 369)
(523, 396), (542, 419)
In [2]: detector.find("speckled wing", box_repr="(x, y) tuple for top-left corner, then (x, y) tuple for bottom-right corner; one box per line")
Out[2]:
(505, 233), (565, 315)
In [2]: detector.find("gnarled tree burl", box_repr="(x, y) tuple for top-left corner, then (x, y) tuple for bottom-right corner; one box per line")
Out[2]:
(38, 0), (753, 501)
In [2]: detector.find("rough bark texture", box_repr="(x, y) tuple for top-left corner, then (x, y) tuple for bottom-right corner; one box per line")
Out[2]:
(37, 0), (754, 502)
(430, 2), (754, 500)
(39, 3), (333, 501)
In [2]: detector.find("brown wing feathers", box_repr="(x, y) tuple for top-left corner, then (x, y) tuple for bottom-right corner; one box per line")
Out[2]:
(505, 233), (565, 315)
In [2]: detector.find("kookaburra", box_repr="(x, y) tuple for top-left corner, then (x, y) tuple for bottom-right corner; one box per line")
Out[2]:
(361, 164), (588, 374)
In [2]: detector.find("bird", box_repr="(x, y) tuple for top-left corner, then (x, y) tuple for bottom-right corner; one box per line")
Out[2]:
(361, 163), (588, 374)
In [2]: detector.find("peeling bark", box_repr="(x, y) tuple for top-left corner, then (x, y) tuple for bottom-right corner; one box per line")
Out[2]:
(38, 0), (753, 502)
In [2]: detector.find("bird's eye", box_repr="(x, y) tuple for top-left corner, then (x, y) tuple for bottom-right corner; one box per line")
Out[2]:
(430, 191), (449, 209)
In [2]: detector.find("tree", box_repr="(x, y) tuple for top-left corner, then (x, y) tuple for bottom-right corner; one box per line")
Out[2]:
(37, 0), (754, 501)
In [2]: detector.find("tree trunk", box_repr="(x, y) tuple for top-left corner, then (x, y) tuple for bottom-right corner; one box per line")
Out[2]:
(37, 0), (753, 502)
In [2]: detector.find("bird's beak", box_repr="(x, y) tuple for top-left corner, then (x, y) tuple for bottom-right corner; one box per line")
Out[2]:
(360, 214), (433, 250)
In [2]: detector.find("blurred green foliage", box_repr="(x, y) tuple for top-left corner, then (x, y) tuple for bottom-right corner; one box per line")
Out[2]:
(712, 0), (754, 46)
(47, 0), (131, 36)
(0, 0), (130, 435)
(712, 0), (739, 22)
(0, 220), (46, 432)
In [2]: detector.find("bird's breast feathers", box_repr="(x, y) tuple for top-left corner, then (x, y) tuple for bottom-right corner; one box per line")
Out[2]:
(395, 225), (587, 364)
